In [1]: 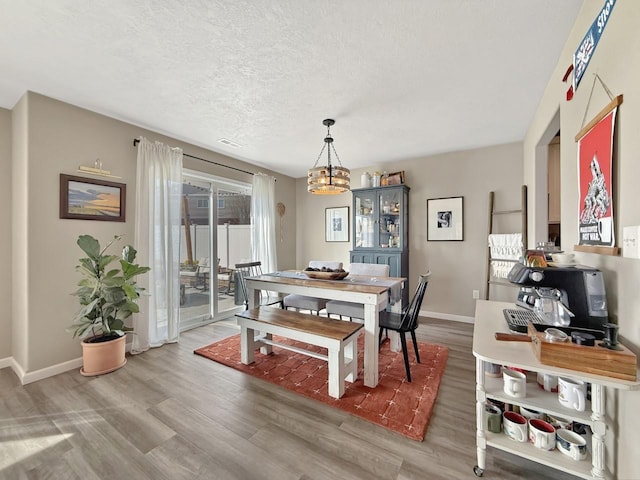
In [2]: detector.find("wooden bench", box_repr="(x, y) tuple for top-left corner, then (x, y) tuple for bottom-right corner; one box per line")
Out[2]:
(236, 306), (363, 399)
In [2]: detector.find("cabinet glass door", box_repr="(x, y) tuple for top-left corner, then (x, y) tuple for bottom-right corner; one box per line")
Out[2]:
(354, 192), (375, 248)
(378, 189), (401, 249)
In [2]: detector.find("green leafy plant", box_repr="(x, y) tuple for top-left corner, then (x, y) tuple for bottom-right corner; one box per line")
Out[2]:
(68, 234), (151, 341)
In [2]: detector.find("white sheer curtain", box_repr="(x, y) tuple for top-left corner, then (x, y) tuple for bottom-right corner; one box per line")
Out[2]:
(251, 173), (278, 273)
(132, 137), (183, 353)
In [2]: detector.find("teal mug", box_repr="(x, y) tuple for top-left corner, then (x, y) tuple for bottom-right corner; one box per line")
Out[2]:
(485, 404), (502, 433)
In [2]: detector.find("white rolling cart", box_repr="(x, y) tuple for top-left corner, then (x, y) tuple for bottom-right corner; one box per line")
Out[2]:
(472, 300), (639, 479)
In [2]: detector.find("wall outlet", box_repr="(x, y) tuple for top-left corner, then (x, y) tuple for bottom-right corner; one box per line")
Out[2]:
(472, 290), (480, 299)
(623, 226), (640, 259)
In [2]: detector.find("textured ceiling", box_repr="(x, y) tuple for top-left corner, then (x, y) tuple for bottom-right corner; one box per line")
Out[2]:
(0, 0), (583, 178)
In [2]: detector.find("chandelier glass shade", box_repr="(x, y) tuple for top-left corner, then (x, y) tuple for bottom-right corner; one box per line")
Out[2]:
(307, 119), (350, 194)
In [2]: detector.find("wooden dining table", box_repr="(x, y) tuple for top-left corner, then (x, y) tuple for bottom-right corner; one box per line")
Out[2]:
(244, 272), (405, 388)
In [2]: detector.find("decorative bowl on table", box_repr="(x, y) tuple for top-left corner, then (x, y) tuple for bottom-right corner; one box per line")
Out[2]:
(303, 270), (349, 280)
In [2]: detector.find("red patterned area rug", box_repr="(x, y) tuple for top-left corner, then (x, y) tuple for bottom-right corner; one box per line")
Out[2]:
(194, 334), (448, 441)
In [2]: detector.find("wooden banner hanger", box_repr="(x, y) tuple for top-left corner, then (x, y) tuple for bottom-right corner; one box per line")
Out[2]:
(575, 73), (623, 142)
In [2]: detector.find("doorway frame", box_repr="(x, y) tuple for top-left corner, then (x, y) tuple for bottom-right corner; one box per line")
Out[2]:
(531, 108), (561, 250)
(179, 169), (251, 331)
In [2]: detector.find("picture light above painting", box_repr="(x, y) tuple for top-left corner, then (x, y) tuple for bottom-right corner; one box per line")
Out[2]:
(59, 174), (126, 222)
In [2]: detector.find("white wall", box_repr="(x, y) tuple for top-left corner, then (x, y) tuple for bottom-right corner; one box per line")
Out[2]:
(525, 1), (640, 477)
(11, 96), (28, 370)
(0, 108), (11, 360)
(9, 92), (297, 377)
(296, 141), (523, 320)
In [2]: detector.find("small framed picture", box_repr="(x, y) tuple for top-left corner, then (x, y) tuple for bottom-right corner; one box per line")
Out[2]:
(60, 174), (126, 222)
(387, 171), (404, 185)
(427, 196), (463, 241)
(325, 206), (350, 242)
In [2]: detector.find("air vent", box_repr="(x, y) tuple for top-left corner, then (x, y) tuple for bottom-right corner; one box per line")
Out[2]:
(217, 138), (242, 148)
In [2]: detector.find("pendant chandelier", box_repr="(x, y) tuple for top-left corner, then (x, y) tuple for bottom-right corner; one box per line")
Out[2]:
(307, 119), (350, 194)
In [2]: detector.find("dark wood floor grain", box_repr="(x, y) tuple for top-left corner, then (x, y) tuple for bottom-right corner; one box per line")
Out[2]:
(0, 318), (579, 479)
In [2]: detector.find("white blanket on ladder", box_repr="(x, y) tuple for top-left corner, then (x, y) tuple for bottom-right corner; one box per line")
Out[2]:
(488, 233), (523, 278)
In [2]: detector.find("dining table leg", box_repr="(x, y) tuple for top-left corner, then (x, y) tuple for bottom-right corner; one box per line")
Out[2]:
(247, 286), (259, 310)
(247, 285), (272, 355)
(363, 302), (379, 388)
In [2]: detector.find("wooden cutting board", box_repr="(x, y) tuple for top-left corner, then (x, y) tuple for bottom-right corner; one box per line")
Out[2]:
(527, 323), (637, 381)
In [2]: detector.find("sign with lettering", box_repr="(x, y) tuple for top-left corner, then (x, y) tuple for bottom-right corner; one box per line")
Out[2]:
(574, 0), (616, 90)
(577, 108), (616, 247)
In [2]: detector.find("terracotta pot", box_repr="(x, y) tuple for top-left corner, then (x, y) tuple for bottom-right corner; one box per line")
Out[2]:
(80, 334), (127, 376)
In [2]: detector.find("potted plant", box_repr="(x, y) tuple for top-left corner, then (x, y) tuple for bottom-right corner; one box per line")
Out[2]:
(68, 234), (150, 376)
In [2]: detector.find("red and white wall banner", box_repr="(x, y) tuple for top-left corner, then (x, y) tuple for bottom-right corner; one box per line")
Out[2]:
(577, 108), (616, 247)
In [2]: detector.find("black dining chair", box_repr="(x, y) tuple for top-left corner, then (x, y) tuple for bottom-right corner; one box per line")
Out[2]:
(234, 261), (283, 310)
(378, 272), (431, 382)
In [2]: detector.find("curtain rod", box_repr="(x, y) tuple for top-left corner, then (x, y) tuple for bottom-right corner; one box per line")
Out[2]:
(133, 138), (259, 177)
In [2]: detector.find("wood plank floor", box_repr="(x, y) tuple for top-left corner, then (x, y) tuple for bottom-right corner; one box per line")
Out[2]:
(0, 318), (580, 479)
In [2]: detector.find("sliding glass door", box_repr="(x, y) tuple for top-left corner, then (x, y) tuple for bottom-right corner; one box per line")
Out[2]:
(179, 171), (251, 330)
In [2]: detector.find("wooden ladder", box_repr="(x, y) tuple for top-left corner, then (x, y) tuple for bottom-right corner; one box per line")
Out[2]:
(484, 185), (528, 300)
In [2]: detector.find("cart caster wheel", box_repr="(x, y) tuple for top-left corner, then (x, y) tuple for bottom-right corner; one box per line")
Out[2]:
(473, 465), (484, 477)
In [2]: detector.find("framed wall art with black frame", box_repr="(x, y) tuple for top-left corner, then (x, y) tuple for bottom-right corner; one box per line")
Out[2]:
(427, 196), (463, 241)
(325, 206), (350, 242)
(59, 174), (126, 222)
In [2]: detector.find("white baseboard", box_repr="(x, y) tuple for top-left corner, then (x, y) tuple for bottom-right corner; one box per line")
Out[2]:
(21, 357), (83, 385)
(11, 357), (25, 382)
(420, 309), (475, 324)
(3, 312), (472, 384)
(0, 356), (12, 369)
(3, 340), (132, 385)
(11, 357), (83, 385)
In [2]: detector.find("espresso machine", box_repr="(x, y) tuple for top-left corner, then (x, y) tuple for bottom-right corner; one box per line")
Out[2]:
(507, 262), (608, 333)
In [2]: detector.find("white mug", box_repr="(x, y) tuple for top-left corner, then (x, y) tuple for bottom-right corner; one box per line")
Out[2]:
(520, 406), (544, 421)
(484, 362), (502, 377)
(546, 413), (572, 430)
(551, 252), (574, 264)
(537, 372), (558, 392)
(503, 411), (528, 442)
(558, 377), (587, 412)
(503, 369), (527, 398)
(556, 429), (588, 461)
(528, 419), (556, 450)
(598, 216), (613, 244)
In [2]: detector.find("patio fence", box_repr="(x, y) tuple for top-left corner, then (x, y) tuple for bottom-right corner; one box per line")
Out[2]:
(180, 224), (252, 269)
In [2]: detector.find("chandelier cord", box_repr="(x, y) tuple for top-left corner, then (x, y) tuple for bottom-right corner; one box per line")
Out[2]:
(312, 142), (328, 168)
(311, 123), (344, 168)
(329, 142), (343, 167)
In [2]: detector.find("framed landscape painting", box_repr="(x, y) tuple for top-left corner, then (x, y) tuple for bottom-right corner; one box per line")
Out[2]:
(427, 196), (463, 241)
(60, 174), (126, 222)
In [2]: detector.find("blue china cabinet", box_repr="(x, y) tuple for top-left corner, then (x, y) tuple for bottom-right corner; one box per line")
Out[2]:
(350, 185), (410, 306)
